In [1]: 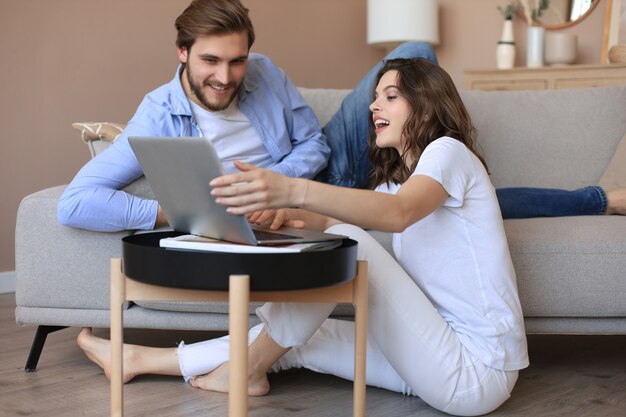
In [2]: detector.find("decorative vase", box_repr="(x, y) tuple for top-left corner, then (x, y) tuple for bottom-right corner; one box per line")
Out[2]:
(496, 17), (515, 69)
(526, 25), (545, 68)
(545, 33), (577, 66)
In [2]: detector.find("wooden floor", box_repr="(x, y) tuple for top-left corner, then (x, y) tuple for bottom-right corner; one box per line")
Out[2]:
(2, 292), (626, 417)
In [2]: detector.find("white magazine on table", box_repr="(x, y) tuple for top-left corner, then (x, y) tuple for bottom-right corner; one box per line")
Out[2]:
(160, 234), (342, 254)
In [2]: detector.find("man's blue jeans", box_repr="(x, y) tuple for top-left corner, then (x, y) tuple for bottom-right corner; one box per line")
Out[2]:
(317, 41), (608, 219)
(496, 186), (607, 219)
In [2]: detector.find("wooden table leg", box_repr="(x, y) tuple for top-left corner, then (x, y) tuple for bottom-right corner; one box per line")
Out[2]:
(229, 275), (250, 417)
(353, 261), (368, 417)
(110, 258), (125, 417)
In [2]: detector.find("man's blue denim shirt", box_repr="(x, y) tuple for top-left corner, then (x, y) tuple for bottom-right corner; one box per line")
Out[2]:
(58, 53), (330, 231)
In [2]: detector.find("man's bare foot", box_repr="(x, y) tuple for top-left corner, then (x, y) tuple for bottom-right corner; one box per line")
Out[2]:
(76, 328), (139, 383)
(606, 188), (626, 215)
(189, 361), (270, 396)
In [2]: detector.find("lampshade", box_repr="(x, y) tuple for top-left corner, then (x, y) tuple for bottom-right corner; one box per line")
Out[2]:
(367, 0), (440, 48)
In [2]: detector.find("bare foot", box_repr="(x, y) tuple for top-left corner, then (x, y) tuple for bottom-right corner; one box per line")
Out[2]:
(606, 188), (626, 215)
(76, 327), (139, 383)
(189, 361), (270, 396)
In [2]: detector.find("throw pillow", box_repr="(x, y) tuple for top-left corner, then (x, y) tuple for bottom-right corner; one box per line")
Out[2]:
(72, 122), (126, 158)
(599, 131), (626, 191)
(72, 121), (126, 142)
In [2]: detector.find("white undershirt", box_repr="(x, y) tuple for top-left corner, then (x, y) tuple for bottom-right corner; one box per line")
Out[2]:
(189, 98), (276, 174)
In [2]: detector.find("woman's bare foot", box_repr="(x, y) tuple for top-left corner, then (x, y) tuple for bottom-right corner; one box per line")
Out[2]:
(606, 188), (626, 215)
(189, 361), (270, 396)
(188, 325), (287, 396)
(76, 328), (140, 383)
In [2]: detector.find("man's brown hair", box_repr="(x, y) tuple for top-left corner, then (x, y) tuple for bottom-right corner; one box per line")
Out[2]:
(175, 0), (255, 51)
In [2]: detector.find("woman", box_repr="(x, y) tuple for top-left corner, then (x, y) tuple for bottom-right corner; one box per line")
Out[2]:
(200, 57), (529, 414)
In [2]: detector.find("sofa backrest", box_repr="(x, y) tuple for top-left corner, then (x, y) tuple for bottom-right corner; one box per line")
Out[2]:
(84, 85), (626, 191)
(297, 87), (351, 127)
(299, 85), (626, 189)
(461, 85), (626, 189)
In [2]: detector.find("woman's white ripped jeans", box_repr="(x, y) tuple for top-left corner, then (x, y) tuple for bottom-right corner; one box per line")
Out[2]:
(177, 224), (519, 416)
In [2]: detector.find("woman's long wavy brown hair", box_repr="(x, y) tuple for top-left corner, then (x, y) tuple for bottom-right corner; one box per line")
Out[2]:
(367, 58), (488, 189)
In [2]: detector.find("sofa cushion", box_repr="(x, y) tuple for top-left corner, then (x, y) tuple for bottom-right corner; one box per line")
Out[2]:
(460, 85), (626, 189)
(599, 131), (626, 191)
(297, 87), (350, 127)
(505, 216), (626, 317)
(123, 176), (154, 200)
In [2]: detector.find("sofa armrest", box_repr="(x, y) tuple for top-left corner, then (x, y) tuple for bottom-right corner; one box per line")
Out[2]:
(15, 185), (131, 311)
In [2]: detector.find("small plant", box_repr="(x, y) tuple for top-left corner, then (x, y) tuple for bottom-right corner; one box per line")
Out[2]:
(519, 0), (550, 25)
(498, 1), (550, 24)
(497, 1), (521, 20)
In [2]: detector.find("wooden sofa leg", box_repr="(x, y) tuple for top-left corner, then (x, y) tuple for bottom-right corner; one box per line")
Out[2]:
(25, 325), (68, 372)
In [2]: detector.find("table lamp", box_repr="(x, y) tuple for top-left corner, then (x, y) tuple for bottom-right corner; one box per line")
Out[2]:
(367, 0), (440, 51)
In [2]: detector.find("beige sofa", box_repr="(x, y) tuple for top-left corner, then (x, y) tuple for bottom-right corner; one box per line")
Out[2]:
(15, 84), (626, 371)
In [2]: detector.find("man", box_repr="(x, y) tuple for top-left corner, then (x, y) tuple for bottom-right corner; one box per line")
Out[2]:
(57, 0), (331, 231)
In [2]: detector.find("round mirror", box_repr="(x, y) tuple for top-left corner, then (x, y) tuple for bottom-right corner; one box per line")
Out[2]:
(519, 0), (600, 30)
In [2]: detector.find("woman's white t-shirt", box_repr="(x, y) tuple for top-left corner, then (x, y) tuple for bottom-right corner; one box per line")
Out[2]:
(376, 137), (529, 371)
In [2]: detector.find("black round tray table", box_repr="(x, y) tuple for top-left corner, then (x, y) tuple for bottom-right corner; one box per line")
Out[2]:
(122, 231), (358, 291)
(110, 231), (368, 417)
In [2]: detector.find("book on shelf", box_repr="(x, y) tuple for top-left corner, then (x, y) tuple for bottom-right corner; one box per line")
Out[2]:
(159, 234), (343, 254)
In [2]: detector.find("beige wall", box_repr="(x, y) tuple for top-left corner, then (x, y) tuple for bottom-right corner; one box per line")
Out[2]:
(0, 0), (608, 272)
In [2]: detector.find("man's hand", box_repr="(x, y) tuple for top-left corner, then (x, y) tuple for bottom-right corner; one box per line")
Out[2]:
(247, 209), (306, 230)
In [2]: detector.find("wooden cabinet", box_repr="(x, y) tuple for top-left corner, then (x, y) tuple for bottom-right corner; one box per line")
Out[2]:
(464, 64), (626, 91)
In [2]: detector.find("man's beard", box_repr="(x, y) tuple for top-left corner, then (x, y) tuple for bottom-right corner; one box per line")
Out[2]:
(186, 66), (239, 112)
